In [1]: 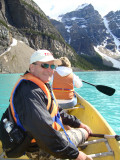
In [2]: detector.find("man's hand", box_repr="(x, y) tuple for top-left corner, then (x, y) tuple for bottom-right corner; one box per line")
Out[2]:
(80, 123), (92, 135)
(75, 151), (93, 160)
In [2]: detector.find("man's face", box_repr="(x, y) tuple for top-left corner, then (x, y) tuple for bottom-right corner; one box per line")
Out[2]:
(30, 61), (55, 83)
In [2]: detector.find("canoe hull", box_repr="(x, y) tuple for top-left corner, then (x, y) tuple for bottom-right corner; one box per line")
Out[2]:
(68, 93), (120, 160)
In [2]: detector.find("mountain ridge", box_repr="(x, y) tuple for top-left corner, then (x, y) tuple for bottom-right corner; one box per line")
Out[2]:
(0, 1), (120, 73)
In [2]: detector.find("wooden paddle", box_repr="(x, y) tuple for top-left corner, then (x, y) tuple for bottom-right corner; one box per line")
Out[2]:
(90, 133), (120, 141)
(82, 80), (115, 96)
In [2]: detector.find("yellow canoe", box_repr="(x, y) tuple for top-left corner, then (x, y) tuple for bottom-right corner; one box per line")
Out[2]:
(0, 92), (120, 159)
(68, 92), (120, 160)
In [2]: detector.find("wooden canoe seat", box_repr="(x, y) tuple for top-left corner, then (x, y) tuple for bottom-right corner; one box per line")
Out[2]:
(79, 138), (114, 158)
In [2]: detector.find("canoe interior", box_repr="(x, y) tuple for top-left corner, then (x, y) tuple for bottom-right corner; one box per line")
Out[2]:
(68, 93), (120, 160)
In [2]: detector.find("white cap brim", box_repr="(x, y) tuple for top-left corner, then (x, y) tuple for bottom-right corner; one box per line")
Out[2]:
(37, 57), (61, 65)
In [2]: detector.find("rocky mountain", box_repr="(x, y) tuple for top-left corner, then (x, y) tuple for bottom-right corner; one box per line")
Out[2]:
(0, 0), (77, 73)
(50, 4), (120, 69)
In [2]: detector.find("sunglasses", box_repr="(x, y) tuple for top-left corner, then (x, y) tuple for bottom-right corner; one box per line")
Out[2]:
(34, 63), (56, 69)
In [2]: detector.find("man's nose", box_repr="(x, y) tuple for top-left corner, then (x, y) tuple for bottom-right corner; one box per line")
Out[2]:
(47, 67), (53, 72)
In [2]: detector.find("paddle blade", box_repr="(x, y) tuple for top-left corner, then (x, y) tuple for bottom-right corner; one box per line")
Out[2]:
(96, 85), (115, 96)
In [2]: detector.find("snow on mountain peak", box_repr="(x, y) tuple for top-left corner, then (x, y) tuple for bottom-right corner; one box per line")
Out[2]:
(76, 3), (89, 11)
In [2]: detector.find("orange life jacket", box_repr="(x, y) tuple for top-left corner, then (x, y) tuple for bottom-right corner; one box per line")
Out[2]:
(52, 71), (74, 100)
(10, 73), (62, 143)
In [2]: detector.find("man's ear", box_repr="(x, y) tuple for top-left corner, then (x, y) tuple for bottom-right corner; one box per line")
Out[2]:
(29, 64), (34, 73)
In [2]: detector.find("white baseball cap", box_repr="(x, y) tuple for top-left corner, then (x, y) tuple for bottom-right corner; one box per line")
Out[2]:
(30, 49), (61, 65)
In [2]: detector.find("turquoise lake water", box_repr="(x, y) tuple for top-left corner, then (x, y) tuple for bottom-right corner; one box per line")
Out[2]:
(0, 71), (120, 134)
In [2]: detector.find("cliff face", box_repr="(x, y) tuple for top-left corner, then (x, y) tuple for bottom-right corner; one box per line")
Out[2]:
(0, 0), (76, 73)
(50, 4), (107, 56)
(104, 11), (120, 52)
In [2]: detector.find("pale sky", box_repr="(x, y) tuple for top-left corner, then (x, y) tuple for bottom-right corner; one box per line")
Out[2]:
(33, 0), (120, 20)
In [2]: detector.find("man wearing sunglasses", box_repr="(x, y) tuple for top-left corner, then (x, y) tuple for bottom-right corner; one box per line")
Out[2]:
(2, 50), (92, 160)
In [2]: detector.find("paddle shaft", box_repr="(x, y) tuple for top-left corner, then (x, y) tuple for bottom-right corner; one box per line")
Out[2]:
(90, 133), (120, 141)
(82, 80), (96, 87)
